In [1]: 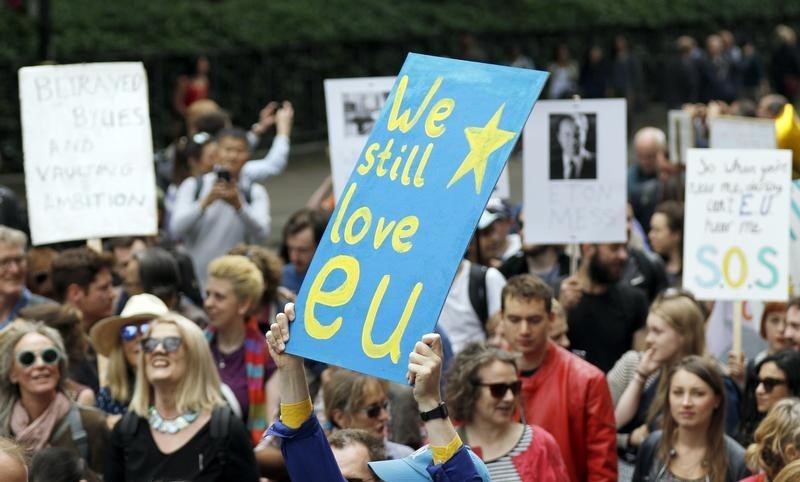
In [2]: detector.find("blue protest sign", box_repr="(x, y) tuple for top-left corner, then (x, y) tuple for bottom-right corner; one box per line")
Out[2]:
(287, 53), (548, 383)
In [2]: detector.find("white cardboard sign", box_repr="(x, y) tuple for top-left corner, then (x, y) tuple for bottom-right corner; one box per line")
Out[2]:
(19, 62), (157, 245)
(668, 109), (693, 164)
(324, 76), (510, 201)
(683, 149), (792, 301)
(522, 98), (627, 243)
(709, 115), (777, 150)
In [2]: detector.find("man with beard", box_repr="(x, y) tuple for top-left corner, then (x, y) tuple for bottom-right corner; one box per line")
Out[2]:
(558, 243), (648, 372)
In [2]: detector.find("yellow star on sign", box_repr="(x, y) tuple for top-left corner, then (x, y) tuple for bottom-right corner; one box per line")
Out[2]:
(447, 103), (516, 194)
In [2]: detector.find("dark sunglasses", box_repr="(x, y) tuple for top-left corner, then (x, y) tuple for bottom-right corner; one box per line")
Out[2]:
(141, 336), (182, 354)
(120, 323), (150, 342)
(360, 400), (390, 419)
(16, 348), (60, 368)
(758, 377), (787, 393)
(477, 381), (522, 399)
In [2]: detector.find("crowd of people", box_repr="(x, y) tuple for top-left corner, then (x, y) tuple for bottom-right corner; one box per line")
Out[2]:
(0, 24), (800, 482)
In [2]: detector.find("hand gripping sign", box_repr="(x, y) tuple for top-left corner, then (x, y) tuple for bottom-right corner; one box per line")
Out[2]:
(288, 53), (548, 383)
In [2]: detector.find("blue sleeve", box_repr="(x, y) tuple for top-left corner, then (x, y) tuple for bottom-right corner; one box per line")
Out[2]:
(266, 416), (346, 482)
(724, 377), (741, 437)
(426, 446), (483, 481)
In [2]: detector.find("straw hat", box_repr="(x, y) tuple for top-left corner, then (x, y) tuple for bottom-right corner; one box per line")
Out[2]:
(89, 294), (169, 357)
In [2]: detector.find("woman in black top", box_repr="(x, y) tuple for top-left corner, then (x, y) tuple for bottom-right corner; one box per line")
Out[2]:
(105, 313), (258, 482)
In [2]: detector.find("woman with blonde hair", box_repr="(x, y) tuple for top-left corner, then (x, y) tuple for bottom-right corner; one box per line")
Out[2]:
(204, 255), (275, 445)
(741, 398), (800, 481)
(105, 313), (258, 481)
(89, 294), (169, 418)
(0, 321), (108, 476)
(774, 458), (800, 482)
(611, 290), (707, 458)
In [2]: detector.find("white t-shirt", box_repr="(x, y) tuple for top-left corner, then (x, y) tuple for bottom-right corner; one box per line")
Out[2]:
(436, 260), (506, 354)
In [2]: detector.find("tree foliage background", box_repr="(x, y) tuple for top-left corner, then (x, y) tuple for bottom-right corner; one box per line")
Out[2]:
(1, 0), (799, 170)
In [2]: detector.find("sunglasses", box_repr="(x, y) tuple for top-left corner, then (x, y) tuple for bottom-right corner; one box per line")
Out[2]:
(360, 400), (390, 419)
(141, 336), (182, 354)
(16, 348), (60, 368)
(120, 323), (150, 342)
(477, 381), (522, 399)
(758, 377), (787, 393)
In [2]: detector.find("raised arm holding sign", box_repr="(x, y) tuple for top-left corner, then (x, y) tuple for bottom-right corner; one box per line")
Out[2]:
(288, 54), (548, 383)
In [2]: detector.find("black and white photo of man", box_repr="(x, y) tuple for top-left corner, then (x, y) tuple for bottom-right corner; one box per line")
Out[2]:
(549, 112), (597, 180)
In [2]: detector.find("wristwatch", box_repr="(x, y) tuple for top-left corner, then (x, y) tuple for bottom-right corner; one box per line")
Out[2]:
(419, 402), (448, 422)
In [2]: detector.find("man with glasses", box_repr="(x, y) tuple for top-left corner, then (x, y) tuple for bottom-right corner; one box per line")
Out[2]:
(501, 274), (616, 482)
(784, 298), (800, 351)
(0, 226), (54, 330)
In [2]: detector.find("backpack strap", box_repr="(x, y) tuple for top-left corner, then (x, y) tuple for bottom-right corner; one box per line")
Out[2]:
(468, 262), (489, 326)
(193, 175), (205, 201)
(66, 405), (89, 462)
(209, 406), (231, 468)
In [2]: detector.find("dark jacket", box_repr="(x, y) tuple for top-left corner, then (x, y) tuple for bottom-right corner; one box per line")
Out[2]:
(632, 430), (749, 481)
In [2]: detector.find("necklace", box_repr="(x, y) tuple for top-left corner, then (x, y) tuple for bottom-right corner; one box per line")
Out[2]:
(148, 406), (198, 434)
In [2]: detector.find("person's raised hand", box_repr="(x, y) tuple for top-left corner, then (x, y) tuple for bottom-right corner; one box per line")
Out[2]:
(200, 182), (226, 210)
(251, 101), (280, 135)
(266, 303), (303, 370)
(216, 181), (242, 210)
(407, 333), (443, 412)
(559, 275), (582, 310)
(276, 101), (294, 137)
(727, 351), (746, 389)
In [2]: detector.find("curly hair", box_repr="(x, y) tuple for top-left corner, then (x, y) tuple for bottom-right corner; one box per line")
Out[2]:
(0, 321), (68, 435)
(445, 343), (520, 424)
(746, 398), (800, 478)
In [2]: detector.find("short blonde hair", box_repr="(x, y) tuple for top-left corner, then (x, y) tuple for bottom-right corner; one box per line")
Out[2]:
(207, 255), (264, 304)
(746, 398), (800, 478)
(128, 313), (224, 417)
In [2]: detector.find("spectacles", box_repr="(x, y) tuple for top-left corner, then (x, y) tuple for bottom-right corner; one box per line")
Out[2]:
(120, 323), (150, 342)
(141, 336), (182, 354)
(360, 400), (390, 419)
(476, 381), (522, 399)
(758, 377), (787, 393)
(0, 255), (25, 270)
(16, 348), (60, 368)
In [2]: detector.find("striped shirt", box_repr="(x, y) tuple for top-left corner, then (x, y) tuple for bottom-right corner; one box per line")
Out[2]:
(485, 424), (533, 482)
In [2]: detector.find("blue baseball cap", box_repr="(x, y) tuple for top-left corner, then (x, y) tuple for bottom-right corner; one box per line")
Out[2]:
(368, 445), (490, 482)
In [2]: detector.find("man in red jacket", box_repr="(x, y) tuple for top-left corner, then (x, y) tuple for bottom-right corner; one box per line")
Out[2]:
(501, 274), (616, 482)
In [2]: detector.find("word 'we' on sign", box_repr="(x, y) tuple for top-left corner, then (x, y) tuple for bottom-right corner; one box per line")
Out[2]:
(287, 53), (548, 383)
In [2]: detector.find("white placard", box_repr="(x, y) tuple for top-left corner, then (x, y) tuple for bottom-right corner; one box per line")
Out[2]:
(522, 98), (627, 243)
(683, 149), (792, 301)
(324, 76), (396, 200)
(324, 76), (511, 201)
(791, 180), (800, 296)
(668, 109), (693, 164)
(709, 115), (777, 149)
(19, 62), (157, 245)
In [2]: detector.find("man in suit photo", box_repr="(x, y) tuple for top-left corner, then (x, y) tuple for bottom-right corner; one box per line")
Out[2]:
(549, 113), (597, 180)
